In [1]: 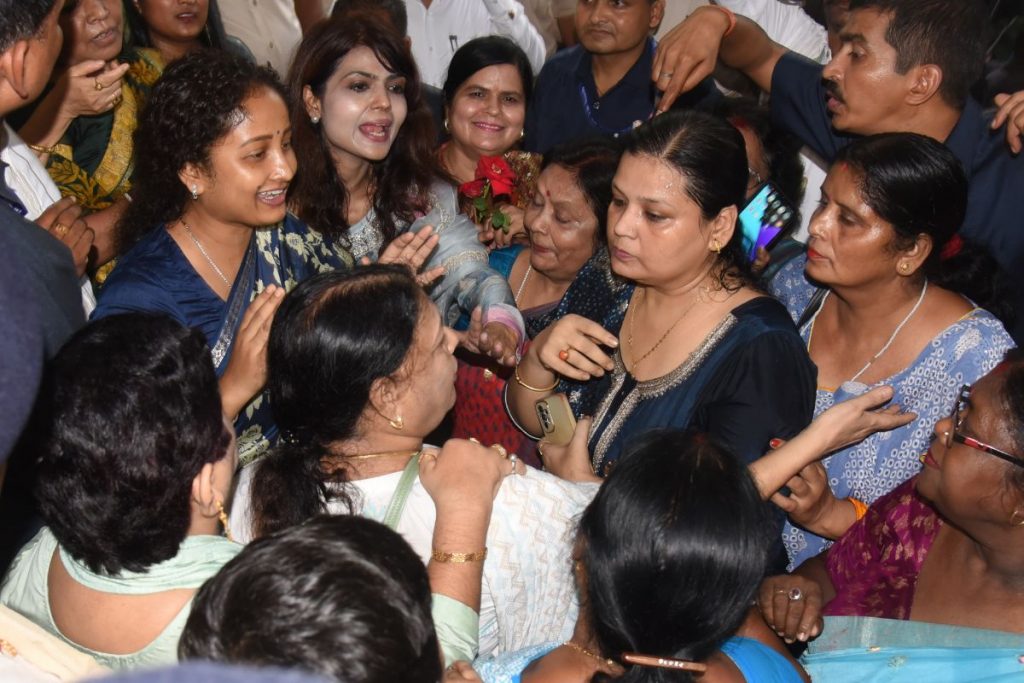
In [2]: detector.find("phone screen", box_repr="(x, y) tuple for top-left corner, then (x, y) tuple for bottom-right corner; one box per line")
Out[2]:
(738, 183), (796, 262)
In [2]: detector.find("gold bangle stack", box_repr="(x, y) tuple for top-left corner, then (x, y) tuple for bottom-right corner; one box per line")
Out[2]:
(513, 364), (558, 392)
(431, 548), (488, 563)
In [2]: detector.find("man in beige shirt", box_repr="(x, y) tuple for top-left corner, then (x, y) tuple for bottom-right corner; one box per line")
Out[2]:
(219, 0), (327, 78)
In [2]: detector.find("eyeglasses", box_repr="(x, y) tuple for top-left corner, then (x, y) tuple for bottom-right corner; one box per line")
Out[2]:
(944, 385), (1024, 468)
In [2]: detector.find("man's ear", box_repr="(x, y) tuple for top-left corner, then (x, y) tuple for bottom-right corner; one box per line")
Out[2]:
(649, 0), (666, 31)
(906, 64), (943, 107)
(0, 40), (34, 101)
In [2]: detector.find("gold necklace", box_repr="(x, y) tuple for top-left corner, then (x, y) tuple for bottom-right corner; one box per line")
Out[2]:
(626, 287), (704, 374)
(562, 641), (616, 667)
(333, 449), (421, 462)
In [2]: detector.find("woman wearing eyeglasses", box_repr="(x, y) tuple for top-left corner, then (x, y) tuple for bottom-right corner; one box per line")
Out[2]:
(758, 352), (1024, 680)
(767, 133), (1014, 569)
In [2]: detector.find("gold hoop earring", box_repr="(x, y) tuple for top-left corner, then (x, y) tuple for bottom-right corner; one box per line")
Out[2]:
(388, 415), (405, 431)
(216, 500), (234, 541)
(710, 240), (721, 255)
(1010, 508), (1024, 527)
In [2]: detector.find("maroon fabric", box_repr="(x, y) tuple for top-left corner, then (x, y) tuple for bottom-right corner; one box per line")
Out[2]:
(823, 478), (942, 619)
(452, 356), (539, 467)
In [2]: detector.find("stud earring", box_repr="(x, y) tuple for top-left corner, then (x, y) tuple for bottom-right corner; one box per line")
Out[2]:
(710, 240), (722, 255)
(388, 415), (405, 431)
(899, 262), (911, 273)
(216, 500), (233, 541)
(1011, 508), (1024, 527)
(443, 118), (450, 133)
(519, 128), (525, 140)
(191, 184), (199, 201)
(310, 114), (320, 124)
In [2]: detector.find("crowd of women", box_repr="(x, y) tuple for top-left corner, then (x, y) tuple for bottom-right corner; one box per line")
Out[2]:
(2, 1), (1023, 682)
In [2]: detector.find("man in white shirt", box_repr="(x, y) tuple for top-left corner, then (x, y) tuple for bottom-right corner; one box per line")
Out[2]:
(218, 0), (314, 78)
(404, 0), (546, 88)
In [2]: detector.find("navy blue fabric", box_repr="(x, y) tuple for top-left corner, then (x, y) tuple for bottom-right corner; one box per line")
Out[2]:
(583, 297), (816, 473)
(771, 52), (1024, 341)
(524, 38), (720, 154)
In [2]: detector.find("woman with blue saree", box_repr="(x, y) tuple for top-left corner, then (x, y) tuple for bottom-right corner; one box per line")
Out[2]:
(93, 51), (352, 466)
(758, 352), (1024, 682)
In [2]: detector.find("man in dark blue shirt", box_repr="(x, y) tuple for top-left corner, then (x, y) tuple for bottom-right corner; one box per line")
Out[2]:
(654, 0), (1024, 339)
(0, 0), (88, 575)
(524, 0), (718, 154)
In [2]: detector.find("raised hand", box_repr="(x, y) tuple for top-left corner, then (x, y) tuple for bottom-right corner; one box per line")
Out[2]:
(370, 225), (445, 286)
(218, 285), (286, 419)
(758, 574), (824, 644)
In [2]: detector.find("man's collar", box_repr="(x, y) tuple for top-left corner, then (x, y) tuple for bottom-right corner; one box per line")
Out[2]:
(943, 97), (982, 167)
(576, 37), (656, 92)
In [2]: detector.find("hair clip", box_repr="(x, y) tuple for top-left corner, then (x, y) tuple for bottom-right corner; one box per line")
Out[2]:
(621, 653), (707, 673)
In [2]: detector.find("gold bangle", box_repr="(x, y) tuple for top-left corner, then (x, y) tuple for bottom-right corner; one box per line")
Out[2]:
(27, 143), (56, 155)
(431, 548), (487, 563)
(513, 364), (558, 393)
(848, 497), (868, 521)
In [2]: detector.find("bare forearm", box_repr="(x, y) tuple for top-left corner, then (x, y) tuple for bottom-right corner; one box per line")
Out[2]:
(708, 9), (785, 93)
(750, 429), (832, 499)
(18, 88), (74, 151)
(428, 503), (492, 612)
(82, 197), (127, 266)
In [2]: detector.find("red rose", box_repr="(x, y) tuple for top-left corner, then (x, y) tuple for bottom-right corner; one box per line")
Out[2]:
(476, 156), (516, 198)
(459, 178), (487, 199)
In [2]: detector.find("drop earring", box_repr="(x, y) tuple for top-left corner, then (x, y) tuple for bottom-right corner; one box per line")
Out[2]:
(191, 185), (199, 201)
(216, 500), (234, 542)
(388, 414), (405, 431)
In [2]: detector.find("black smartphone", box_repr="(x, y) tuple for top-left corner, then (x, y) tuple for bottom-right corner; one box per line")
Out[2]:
(738, 182), (798, 262)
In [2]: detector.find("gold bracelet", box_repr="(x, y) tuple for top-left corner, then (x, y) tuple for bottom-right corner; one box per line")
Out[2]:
(847, 497), (868, 521)
(431, 548), (487, 563)
(513, 364), (558, 393)
(27, 143), (56, 155)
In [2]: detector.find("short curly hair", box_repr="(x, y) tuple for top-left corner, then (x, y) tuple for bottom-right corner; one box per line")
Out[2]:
(116, 50), (288, 253)
(35, 314), (230, 575)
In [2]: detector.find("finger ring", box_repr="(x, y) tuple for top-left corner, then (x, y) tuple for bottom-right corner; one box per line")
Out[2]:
(53, 222), (69, 237)
(788, 588), (803, 601)
(508, 453), (519, 474)
(558, 348), (571, 362)
(95, 79), (104, 91)
(659, 71), (674, 79)
(490, 443), (508, 459)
